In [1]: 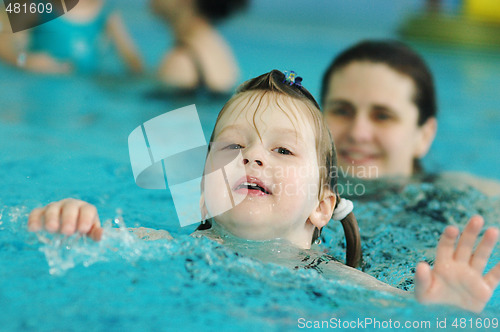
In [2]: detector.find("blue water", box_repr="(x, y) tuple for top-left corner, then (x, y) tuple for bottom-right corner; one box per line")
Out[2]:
(1, 0), (500, 331)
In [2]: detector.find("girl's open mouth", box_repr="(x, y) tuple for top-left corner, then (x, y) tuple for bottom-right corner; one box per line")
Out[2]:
(233, 177), (272, 196)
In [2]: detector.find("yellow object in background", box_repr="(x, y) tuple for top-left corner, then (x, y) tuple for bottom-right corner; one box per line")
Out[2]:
(465, 0), (500, 23)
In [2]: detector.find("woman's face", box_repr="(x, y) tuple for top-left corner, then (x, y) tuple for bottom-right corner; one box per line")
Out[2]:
(323, 61), (436, 178)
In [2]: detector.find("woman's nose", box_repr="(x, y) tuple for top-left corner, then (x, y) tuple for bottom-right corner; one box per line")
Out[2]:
(348, 114), (373, 143)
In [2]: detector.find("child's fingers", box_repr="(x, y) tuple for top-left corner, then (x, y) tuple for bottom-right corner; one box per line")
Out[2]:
(470, 228), (499, 273)
(435, 226), (460, 263)
(415, 262), (432, 302)
(60, 200), (82, 235)
(77, 204), (99, 235)
(484, 263), (500, 291)
(43, 201), (64, 232)
(453, 216), (484, 263)
(89, 222), (103, 241)
(28, 208), (44, 231)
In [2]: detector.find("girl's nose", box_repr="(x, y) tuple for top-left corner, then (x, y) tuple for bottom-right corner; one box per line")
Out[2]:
(242, 145), (265, 166)
(243, 158), (263, 166)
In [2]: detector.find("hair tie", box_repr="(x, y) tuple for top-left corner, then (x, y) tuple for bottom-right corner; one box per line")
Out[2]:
(283, 70), (303, 87)
(332, 198), (354, 221)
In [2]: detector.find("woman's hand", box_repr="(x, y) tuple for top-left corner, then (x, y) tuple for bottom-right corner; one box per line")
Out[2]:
(415, 215), (500, 313)
(28, 198), (102, 241)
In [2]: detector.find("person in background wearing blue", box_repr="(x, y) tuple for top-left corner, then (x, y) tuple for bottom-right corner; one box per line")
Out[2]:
(0, 0), (143, 74)
(151, 0), (247, 94)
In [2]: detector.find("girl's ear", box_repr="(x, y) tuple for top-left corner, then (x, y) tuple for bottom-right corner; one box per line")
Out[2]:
(414, 117), (437, 158)
(308, 190), (336, 229)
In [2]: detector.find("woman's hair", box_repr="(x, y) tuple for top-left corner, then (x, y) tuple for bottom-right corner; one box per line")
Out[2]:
(321, 40), (437, 126)
(202, 70), (362, 267)
(196, 0), (248, 21)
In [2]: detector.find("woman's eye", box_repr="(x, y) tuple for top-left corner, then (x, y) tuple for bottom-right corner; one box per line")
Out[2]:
(373, 111), (394, 121)
(329, 107), (353, 117)
(273, 147), (293, 155)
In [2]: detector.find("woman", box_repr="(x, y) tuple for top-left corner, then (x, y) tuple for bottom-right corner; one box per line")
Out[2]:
(320, 40), (500, 196)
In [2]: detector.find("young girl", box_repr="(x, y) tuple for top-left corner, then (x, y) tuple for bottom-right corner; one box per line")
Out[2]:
(28, 70), (500, 313)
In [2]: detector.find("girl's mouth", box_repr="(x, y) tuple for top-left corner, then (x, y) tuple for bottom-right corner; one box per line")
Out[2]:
(233, 177), (272, 196)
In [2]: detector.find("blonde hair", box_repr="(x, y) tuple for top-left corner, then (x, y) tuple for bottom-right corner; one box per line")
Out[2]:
(209, 70), (338, 201)
(203, 70), (361, 267)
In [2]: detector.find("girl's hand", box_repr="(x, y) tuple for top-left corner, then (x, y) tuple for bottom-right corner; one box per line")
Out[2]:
(415, 215), (500, 313)
(28, 198), (102, 241)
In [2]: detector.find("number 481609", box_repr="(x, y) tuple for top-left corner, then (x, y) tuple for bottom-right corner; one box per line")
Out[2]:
(452, 318), (498, 329)
(5, 2), (53, 14)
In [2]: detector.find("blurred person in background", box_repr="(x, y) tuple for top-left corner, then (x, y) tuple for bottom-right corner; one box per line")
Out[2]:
(0, 0), (143, 74)
(151, 0), (248, 94)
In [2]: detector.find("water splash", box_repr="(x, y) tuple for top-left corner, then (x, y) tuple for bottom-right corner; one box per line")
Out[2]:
(36, 215), (146, 275)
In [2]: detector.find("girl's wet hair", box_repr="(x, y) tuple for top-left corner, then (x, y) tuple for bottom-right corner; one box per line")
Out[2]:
(211, 69), (337, 201)
(320, 40), (437, 173)
(202, 69), (362, 267)
(321, 40), (437, 126)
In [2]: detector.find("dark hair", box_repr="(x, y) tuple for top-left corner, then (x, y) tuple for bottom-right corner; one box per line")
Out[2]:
(200, 70), (362, 267)
(321, 40), (437, 126)
(196, 0), (249, 21)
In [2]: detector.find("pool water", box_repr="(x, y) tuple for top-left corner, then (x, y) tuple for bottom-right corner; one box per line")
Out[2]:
(1, 0), (500, 331)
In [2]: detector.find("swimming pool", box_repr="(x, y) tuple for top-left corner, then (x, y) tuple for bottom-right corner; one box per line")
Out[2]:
(1, 0), (500, 330)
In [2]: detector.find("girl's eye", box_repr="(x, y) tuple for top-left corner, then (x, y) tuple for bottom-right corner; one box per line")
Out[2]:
(225, 143), (243, 150)
(273, 147), (293, 155)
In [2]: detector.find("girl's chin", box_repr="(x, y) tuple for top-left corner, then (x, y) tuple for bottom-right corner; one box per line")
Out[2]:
(215, 214), (276, 232)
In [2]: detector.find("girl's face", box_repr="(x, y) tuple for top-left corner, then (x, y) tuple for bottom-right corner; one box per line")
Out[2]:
(202, 92), (330, 248)
(323, 61), (436, 178)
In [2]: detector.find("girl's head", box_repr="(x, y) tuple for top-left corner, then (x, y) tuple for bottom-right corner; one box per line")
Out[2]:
(201, 70), (337, 249)
(321, 40), (437, 178)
